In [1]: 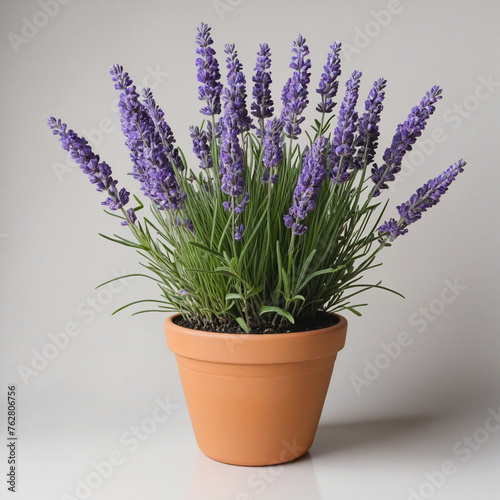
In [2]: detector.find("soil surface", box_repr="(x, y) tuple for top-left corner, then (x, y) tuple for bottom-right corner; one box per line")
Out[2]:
(173, 311), (340, 334)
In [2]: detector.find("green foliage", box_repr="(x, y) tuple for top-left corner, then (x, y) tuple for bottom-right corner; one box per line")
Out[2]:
(105, 116), (402, 333)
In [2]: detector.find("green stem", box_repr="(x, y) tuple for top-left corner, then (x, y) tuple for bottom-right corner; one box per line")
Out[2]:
(259, 117), (265, 141)
(210, 114), (220, 247)
(231, 197), (236, 255)
(287, 232), (296, 275)
(317, 109), (326, 141)
(287, 136), (294, 172)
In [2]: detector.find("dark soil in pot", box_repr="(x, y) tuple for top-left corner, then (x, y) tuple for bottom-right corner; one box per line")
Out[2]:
(172, 310), (340, 334)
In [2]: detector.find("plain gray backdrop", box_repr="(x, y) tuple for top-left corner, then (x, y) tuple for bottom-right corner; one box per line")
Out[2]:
(1, 0), (499, 499)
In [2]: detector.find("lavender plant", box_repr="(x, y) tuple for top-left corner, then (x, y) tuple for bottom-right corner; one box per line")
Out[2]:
(47, 23), (466, 333)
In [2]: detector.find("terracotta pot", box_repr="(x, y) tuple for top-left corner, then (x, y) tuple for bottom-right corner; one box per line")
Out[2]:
(165, 313), (347, 466)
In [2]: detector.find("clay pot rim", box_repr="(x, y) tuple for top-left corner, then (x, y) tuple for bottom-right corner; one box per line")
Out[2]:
(165, 313), (348, 365)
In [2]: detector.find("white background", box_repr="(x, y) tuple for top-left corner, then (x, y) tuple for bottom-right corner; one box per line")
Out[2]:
(1, 0), (499, 499)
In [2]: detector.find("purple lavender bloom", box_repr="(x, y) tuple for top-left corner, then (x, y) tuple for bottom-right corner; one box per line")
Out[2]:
(110, 64), (152, 188)
(179, 289), (188, 296)
(185, 219), (195, 234)
(47, 117), (134, 224)
(329, 70), (362, 184)
(219, 119), (245, 198)
(284, 136), (329, 235)
(125, 208), (137, 225)
(222, 194), (249, 214)
(371, 85), (443, 196)
(355, 78), (386, 168)
(222, 193), (250, 215)
(261, 118), (284, 184)
(378, 159), (466, 241)
(234, 193), (249, 214)
(222, 44), (252, 134)
(316, 41), (342, 114)
(377, 218), (400, 241)
(142, 88), (184, 173)
(251, 43), (274, 123)
(280, 35), (311, 139)
(196, 23), (223, 116)
(110, 65), (185, 210)
(176, 216), (195, 234)
(235, 223), (245, 242)
(207, 118), (223, 145)
(189, 125), (212, 169)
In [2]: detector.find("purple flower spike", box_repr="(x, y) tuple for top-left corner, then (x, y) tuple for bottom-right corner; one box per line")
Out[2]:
(219, 119), (245, 198)
(111, 64), (185, 211)
(316, 41), (342, 114)
(196, 23), (223, 116)
(234, 193), (249, 214)
(262, 118), (284, 184)
(222, 43), (252, 134)
(284, 136), (329, 235)
(355, 78), (387, 168)
(371, 85), (443, 196)
(222, 193), (249, 214)
(251, 43), (274, 123)
(123, 208), (137, 226)
(378, 159), (466, 241)
(235, 223), (245, 241)
(329, 70), (362, 184)
(47, 117), (134, 222)
(189, 125), (212, 169)
(142, 88), (184, 173)
(280, 35), (312, 139)
(207, 118), (223, 145)
(110, 64), (152, 187)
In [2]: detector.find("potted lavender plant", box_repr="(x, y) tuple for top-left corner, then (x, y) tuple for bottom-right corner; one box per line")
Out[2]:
(47, 23), (465, 466)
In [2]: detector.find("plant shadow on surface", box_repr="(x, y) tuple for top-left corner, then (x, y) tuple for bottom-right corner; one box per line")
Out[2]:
(313, 415), (448, 457)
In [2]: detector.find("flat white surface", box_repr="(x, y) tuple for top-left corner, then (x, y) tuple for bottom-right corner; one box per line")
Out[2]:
(1, 0), (499, 499)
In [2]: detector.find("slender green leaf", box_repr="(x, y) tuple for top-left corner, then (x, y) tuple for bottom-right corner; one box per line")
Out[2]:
(188, 241), (224, 260)
(225, 293), (243, 301)
(96, 273), (161, 289)
(98, 233), (144, 249)
(281, 267), (290, 299)
(247, 285), (264, 298)
(295, 249), (317, 290)
(345, 306), (364, 316)
(296, 265), (346, 293)
(111, 299), (167, 315)
(259, 306), (295, 324)
(236, 317), (250, 333)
